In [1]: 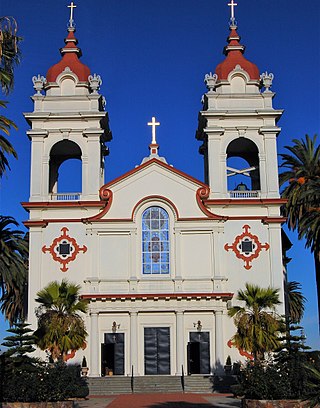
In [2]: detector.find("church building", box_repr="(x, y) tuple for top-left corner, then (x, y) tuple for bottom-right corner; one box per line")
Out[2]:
(23, 2), (286, 377)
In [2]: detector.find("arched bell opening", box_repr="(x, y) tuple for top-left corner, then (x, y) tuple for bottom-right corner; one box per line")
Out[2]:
(226, 138), (260, 197)
(49, 140), (82, 200)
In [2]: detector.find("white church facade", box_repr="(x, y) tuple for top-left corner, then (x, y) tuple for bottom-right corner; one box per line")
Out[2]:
(23, 3), (286, 377)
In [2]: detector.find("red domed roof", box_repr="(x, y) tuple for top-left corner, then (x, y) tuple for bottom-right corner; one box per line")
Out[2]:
(215, 26), (260, 81)
(46, 28), (90, 83)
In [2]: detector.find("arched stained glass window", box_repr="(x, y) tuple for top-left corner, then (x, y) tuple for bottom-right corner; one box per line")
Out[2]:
(142, 206), (170, 275)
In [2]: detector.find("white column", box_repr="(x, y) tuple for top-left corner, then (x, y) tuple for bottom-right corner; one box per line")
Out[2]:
(263, 131), (280, 198)
(215, 310), (224, 375)
(175, 311), (184, 375)
(130, 311), (139, 375)
(206, 129), (225, 198)
(83, 131), (103, 199)
(90, 311), (100, 377)
(27, 130), (48, 201)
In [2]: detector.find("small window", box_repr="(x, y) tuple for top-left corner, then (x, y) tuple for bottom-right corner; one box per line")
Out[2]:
(142, 207), (170, 275)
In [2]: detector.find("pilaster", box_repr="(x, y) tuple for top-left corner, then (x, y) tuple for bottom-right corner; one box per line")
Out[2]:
(175, 311), (185, 375)
(89, 311), (100, 377)
(214, 310), (224, 374)
(130, 311), (139, 375)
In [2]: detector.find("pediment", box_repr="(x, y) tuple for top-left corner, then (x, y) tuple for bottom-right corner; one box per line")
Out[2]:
(96, 159), (213, 221)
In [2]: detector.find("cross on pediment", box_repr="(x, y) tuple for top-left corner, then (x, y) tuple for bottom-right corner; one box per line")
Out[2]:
(147, 116), (160, 145)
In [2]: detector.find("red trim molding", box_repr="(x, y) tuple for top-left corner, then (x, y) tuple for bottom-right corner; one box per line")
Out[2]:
(81, 292), (234, 301)
(262, 217), (286, 224)
(22, 201), (105, 211)
(131, 195), (180, 220)
(204, 198), (288, 206)
(24, 220), (48, 228)
(196, 187), (226, 220)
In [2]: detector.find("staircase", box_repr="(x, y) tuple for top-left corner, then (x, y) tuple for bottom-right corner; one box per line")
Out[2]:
(88, 377), (132, 395)
(183, 375), (213, 393)
(134, 375), (182, 393)
(88, 375), (237, 395)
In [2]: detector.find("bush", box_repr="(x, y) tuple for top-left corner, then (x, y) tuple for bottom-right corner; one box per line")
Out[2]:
(1, 361), (89, 402)
(234, 363), (291, 400)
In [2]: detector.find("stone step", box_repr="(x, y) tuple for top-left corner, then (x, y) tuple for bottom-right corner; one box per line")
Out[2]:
(183, 376), (213, 393)
(134, 376), (182, 393)
(88, 377), (132, 395)
(88, 375), (236, 395)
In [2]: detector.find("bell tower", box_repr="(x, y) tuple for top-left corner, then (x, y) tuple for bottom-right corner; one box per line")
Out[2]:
(25, 8), (111, 202)
(196, 1), (283, 199)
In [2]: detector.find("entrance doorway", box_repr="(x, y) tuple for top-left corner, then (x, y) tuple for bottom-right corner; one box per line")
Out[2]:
(144, 327), (170, 375)
(187, 332), (210, 374)
(101, 333), (125, 376)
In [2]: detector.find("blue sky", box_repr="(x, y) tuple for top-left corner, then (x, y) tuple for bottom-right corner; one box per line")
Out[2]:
(0, 0), (319, 349)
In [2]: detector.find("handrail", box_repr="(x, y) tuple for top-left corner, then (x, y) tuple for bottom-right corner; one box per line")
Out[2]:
(181, 364), (185, 392)
(131, 365), (134, 393)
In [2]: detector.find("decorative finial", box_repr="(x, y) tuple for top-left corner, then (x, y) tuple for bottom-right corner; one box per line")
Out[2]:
(260, 72), (274, 93)
(148, 116), (160, 145)
(68, 1), (77, 28)
(204, 72), (218, 92)
(88, 73), (102, 94)
(32, 74), (46, 95)
(228, 0), (238, 27)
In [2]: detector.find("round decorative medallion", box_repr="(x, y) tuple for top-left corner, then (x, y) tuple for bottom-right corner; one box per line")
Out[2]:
(224, 224), (269, 270)
(42, 227), (87, 272)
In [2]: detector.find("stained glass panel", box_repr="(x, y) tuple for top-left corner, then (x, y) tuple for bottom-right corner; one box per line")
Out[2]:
(142, 206), (170, 275)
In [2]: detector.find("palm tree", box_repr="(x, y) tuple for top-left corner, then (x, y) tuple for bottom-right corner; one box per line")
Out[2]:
(0, 100), (17, 177)
(34, 279), (88, 362)
(0, 216), (28, 324)
(0, 17), (20, 174)
(285, 281), (306, 324)
(228, 283), (282, 362)
(279, 134), (320, 327)
(0, 16), (20, 94)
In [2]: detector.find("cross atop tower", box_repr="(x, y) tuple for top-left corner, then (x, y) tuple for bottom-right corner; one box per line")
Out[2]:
(228, 0), (237, 26)
(148, 116), (160, 145)
(68, 1), (77, 28)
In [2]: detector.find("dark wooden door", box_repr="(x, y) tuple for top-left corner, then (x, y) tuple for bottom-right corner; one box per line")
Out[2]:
(144, 327), (170, 375)
(188, 332), (210, 374)
(101, 333), (125, 375)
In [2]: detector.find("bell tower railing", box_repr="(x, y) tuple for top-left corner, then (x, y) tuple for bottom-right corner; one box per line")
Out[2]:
(229, 190), (260, 199)
(50, 192), (81, 201)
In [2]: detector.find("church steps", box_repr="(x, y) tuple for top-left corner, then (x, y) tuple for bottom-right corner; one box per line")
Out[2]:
(88, 377), (132, 395)
(183, 376), (214, 393)
(88, 375), (236, 395)
(133, 376), (182, 393)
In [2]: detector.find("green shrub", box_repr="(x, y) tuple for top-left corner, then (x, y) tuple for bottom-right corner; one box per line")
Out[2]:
(1, 361), (89, 402)
(235, 363), (291, 400)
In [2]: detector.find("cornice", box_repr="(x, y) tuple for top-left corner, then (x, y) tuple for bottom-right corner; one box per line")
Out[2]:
(81, 292), (234, 301)
(204, 198), (287, 206)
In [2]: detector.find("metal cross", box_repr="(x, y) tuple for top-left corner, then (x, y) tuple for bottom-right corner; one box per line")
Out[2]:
(68, 2), (77, 27)
(228, 0), (237, 21)
(147, 116), (160, 144)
